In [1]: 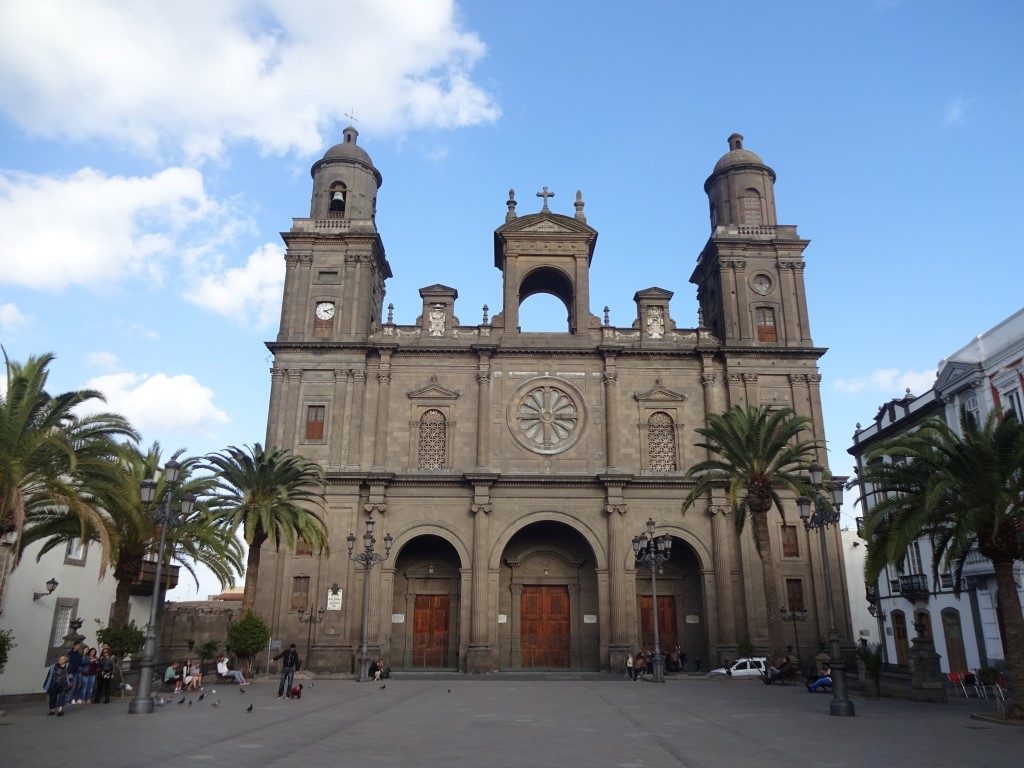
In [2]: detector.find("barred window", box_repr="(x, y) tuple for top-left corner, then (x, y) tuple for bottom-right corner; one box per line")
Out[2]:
(647, 411), (677, 471)
(417, 409), (447, 470)
(291, 576), (310, 611)
(743, 189), (763, 225)
(785, 578), (805, 612)
(781, 524), (799, 558)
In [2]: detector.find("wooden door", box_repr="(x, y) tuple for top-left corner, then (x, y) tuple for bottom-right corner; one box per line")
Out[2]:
(412, 594), (450, 667)
(892, 610), (910, 667)
(639, 595), (677, 651)
(941, 609), (968, 672)
(520, 586), (570, 668)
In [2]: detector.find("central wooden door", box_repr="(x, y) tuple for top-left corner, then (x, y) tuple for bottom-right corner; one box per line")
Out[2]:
(520, 585), (570, 668)
(412, 594), (450, 667)
(639, 595), (677, 651)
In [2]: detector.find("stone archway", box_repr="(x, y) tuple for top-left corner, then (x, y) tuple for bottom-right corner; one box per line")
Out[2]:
(633, 537), (708, 673)
(390, 535), (462, 669)
(497, 521), (601, 670)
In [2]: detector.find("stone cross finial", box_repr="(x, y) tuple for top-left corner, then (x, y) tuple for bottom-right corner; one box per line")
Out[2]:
(697, 307), (705, 327)
(482, 304), (489, 324)
(536, 186), (555, 212)
(505, 189), (517, 222)
(574, 190), (586, 222)
(386, 303), (394, 324)
(603, 306), (610, 326)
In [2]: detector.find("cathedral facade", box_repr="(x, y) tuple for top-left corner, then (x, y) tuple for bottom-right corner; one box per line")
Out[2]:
(255, 129), (853, 673)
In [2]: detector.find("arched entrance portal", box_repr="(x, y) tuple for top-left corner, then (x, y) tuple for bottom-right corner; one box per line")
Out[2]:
(498, 521), (600, 670)
(391, 535), (461, 669)
(634, 538), (707, 671)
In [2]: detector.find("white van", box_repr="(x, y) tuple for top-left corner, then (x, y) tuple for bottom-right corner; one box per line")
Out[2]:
(708, 657), (768, 677)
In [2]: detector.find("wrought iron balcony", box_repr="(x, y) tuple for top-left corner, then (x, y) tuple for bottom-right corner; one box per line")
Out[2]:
(865, 583), (878, 604)
(898, 573), (930, 602)
(131, 559), (180, 596)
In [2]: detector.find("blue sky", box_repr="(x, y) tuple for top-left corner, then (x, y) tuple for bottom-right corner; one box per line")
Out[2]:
(2, 1), (1022, 599)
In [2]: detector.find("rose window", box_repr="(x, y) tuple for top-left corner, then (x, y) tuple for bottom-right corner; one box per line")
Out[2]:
(512, 384), (583, 454)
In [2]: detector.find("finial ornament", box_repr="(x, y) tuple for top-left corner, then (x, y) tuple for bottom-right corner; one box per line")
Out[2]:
(386, 303), (394, 324)
(506, 188), (517, 222)
(697, 307), (705, 327)
(536, 186), (555, 212)
(603, 306), (610, 327)
(482, 304), (489, 324)
(574, 189), (586, 222)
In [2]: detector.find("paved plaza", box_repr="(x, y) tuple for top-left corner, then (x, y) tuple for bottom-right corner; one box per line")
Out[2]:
(1, 676), (1018, 768)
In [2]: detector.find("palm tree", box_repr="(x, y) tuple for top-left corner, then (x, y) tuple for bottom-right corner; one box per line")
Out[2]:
(21, 444), (244, 626)
(682, 405), (819, 661)
(859, 410), (1024, 719)
(0, 351), (136, 608)
(203, 444), (327, 615)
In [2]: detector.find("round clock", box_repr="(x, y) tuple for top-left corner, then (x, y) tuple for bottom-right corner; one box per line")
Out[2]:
(752, 274), (773, 295)
(315, 302), (335, 320)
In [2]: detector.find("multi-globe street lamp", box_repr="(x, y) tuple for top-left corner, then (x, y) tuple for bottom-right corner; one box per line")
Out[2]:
(632, 517), (672, 684)
(346, 517), (393, 683)
(298, 605), (327, 671)
(129, 460), (195, 714)
(797, 462), (855, 717)
(779, 607), (808, 669)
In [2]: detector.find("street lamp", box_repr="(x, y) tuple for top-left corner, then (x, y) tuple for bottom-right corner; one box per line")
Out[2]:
(779, 607), (808, 668)
(797, 462), (855, 717)
(298, 605), (327, 671)
(632, 517), (672, 683)
(347, 518), (393, 682)
(129, 460), (195, 715)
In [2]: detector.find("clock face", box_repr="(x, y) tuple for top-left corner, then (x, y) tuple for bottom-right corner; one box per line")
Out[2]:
(752, 274), (773, 295)
(315, 302), (335, 320)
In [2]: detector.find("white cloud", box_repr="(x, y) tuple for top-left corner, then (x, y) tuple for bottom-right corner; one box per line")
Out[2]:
(84, 372), (229, 434)
(0, 167), (236, 291)
(0, 302), (28, 331)
(834, 367), (937, 396)
(0, 0), (499, 160)
(86, 351), (119, 371)
(943, 97), (972, 126)
(184, 243), (285, 327)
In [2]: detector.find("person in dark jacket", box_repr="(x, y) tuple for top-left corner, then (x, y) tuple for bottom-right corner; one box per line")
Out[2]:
(273, 644), (300, 698)
(44, 655), (71, 716)
(94, 647), (115, 704)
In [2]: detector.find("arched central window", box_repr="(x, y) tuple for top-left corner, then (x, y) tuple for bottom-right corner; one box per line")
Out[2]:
(742, 188), (763, 225)
(755, 306), (777, 342)
(417, 409), (447, 470)
(328, 182), (347, 217)
(647, 411), (677, 471)
(518, 267), (575, 332)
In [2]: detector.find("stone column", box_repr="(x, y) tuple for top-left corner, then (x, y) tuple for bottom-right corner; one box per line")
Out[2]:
(475, 354), (491, 468)
(721, 261), (739, 340)
(329, 368), (350, 466)
(733, 259), (751, 340)
(793, 262), (812, 342)
(342, 254), (358, 338)
(742, 372), (759, 407)
(806, 373), (826, 462)
(265, 368), (286, 447)
(602, 357), (620, 470)
(778, 262), (800, 342)
(700, 357), (718, 415)
(278, 254), (299, 341)
(283, 369), (303, 448)
(604, 502), (629, 672)
(468, 501), (491, 671)
(709, 504), (737, 663)
(371, 352), (392, 469)
(909, 606), (947, 702)
(347, 254), (363, 337)
(347, 365), (367, 467)
(726, 372), (744, 408)
(295, 254), (313, 338)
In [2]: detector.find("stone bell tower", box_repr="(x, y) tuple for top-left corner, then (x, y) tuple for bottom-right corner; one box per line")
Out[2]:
(691, 133), (813, 348)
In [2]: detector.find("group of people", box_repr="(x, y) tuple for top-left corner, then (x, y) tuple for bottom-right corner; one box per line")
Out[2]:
(626, 646), (692, 680)
(164, 655), (248, 691)
(761, 655), (833, 692)
(43, 641), (117, 716)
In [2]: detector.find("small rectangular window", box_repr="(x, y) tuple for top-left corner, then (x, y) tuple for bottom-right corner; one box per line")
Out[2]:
(1003, 389), (1023, 420)
(785, 578), (804, 612)
(64, 538), (87, 565)
(305, 405), (326, 440)
(781, 525), (799, 558)
(755, 307), (777, 342)
(316, 270), (340, 284)
(291, 576), (310, 611)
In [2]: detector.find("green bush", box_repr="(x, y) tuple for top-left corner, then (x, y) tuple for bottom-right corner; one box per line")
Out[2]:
(0, 629), (16, 675)
(736, 640), (756, 659)
(857, 642), (883, 684)
(96, 621), (145, 660)
(227, 613), (270, 658)
(198, 639), (220, 661)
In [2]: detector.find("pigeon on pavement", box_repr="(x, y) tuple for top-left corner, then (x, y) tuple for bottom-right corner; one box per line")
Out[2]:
(178, 696), (186, 704)
(246, 704), (254, 712)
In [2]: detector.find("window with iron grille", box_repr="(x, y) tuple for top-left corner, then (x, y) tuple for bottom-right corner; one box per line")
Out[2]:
(647, 411), (677, 471)
(755, 307), (777, 342)
(305, 405), (326, 440)
(291, 576), (310, 611)
(781, 525), (799, 558)
(785, 578), (805, 612)
(417, 409), (447, 470)
(743, 189), (763, 225)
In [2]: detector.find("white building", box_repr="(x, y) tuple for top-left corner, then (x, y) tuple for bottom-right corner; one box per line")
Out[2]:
(0, 537), (160, 696)
(848, 307), (1024, 673)
(840, 527), (876, 646)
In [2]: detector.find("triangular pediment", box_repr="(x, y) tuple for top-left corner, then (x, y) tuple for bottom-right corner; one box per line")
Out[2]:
(408, 376), (460, 400)
(419, 284), (458, 297)
(496, 211), (597, 236)
(634, 379), (688, 402)
(634, 287), (675, 301)
(934, 361), (975, 392)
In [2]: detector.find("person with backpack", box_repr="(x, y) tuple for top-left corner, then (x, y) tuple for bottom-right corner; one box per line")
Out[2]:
(44, 655), (72, 716)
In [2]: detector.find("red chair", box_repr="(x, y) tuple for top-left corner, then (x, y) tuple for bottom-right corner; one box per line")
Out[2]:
(948, 671), (968, 697)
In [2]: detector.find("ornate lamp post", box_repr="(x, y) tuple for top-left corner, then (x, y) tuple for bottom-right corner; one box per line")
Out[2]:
(346, 518), (393, 682)
(797, 462), (855, 717)
(632, 517), (672, 684)
(779, 607), (808, 669)
(129, 460), (195, 714)
(298, 605), (327, 671)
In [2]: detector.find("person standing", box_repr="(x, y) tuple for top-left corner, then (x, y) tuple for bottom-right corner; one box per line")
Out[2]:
(66, 641), (83, 704)
(44, 655), (71, 716)
(78, 648), (98, 704)
(626, 653), (635, 681)
(95, 648), (115, 704)
(273, 644), (300, 698)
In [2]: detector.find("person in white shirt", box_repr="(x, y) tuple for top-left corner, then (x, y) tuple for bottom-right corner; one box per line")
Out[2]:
(216, 656), (247, 685)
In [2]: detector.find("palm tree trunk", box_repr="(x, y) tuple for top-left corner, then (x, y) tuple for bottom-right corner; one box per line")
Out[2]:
(993, 559), (1024, 719)
(241, 539), (263, 615)
(753, 509), (786, 662)
(109, 551), (144, 626)
(108, 578), (135, 626)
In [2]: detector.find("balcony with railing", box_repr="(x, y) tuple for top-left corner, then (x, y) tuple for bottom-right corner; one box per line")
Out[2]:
(131, 559), (180, 596)
(898, 573), (930, 602)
